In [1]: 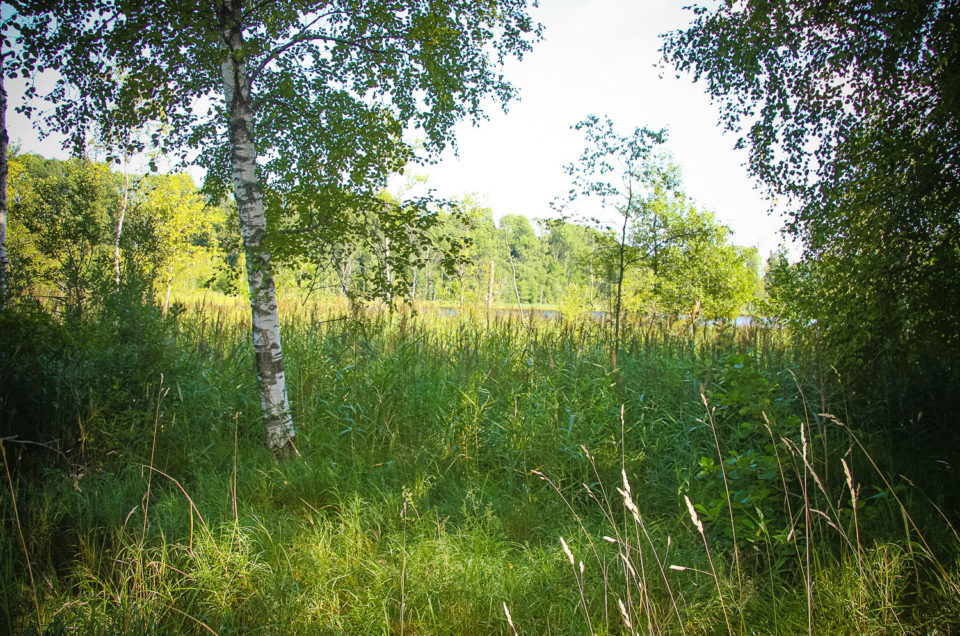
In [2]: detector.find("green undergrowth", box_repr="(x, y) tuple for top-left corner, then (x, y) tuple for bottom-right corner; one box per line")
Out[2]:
(1, 301), (958, 634)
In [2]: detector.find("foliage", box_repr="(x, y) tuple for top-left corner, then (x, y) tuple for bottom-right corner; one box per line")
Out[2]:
(2, 303), (957, 634)
(0, 287), (180, 464)
(136, 173), (218, 285)
(557, 282), (592, 324)
(663, 1), (960, 432)
(7, 154), (221, 313)
(661, 1), (959, 204)
(5, 149), (760, 323)
(560, 116), (761, 358)
(656, 207), (761, 323)
(18, 0), (543, 286)
(697, 352), (801, 549)
(7, 154), (120, 317)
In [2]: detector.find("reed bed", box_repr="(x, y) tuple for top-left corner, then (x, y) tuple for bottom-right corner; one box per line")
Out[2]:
(1, 298), (956, 634)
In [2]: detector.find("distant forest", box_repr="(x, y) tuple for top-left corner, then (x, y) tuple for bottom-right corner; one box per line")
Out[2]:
(7, 152), (767, 324)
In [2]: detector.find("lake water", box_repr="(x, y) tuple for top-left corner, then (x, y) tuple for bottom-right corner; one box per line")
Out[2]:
(437, 306), (756, 327)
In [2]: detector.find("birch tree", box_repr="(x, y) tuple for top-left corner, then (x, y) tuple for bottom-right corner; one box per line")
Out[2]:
(19, 0), (540, 456)
(560, 116), (666, 368)
(0, 6), (54, 307)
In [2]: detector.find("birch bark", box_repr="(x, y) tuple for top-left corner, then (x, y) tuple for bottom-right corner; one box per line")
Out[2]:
(486, 258), (494, 327)
(113, 161), (129, 290)
(0, 51), (8, 307)
(218, 0), (296, 455)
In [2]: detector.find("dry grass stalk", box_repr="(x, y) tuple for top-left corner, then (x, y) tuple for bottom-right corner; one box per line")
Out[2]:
(685, 495), (732, 635)
(502, 601), (519, 636)
(560, 536), (594, 635)
(2, 441), (42, 631)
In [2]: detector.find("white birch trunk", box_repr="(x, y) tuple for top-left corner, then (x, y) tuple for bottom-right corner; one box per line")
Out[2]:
(219, 1), (296, 455)
(114, 161), (129, 290)
(0, 51), (8, 307)
(486, 258), (494, 326)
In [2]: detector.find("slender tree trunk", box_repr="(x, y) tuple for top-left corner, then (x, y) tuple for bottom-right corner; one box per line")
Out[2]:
(507, 248), (526, 328)
(219, 1), (296, 456)
(334, 244), (353, 297)
(383, 235), (392, 304)
(424, 256), (430, 300)
(486, 258), (494, 327)
(0, 51), (8, 308)
(691, 297), (701, 338)
(612, 211), (628, 368)
(162, 251), (175, 315)
(113, 160), (129, 291)
(589, 234), (595, 306)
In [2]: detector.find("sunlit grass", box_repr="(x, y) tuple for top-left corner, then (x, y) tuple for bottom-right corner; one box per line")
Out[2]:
(1, 301), (957, 634)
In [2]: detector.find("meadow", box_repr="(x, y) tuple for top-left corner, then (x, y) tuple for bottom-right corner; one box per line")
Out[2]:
(1, 295), (958, 634)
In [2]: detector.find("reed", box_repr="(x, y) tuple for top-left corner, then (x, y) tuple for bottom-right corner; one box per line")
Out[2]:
(0, 300), (956, 633)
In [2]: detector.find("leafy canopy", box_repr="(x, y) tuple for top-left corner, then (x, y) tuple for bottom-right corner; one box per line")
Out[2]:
(662, 1), (959, 204)
(18, 0), (541, 224)
(561, 116), (758, 322)
(663, 1), (960, 424)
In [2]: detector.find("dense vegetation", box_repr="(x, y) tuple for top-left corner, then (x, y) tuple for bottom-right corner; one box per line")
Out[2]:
(662, 0), (960, 448)
(2, 291), (959, 634)
(2, 0), (959, 633)
(2, 154), (959, 633)
(4, 153), (761, 323)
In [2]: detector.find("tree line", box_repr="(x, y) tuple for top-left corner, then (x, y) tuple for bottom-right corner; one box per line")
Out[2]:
(5, 151), (764, 326)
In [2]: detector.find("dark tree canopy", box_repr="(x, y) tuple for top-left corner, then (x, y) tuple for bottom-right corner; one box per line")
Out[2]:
(664, 1), (960, 428)
(662, 1), (959, 201)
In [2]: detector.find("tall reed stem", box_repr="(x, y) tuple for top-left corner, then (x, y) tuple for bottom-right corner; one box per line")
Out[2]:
(1, 442), (41, 631)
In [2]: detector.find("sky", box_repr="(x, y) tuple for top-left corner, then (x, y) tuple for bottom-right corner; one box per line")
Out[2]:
(6, 0), (792, 258)
(409, 0), (792, 258)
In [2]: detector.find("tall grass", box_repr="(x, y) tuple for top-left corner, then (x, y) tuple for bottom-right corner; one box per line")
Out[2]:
(0, 297), (957, 633)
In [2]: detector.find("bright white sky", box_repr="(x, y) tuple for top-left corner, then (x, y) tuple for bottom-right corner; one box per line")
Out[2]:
(7, 0), (791, 258)
(412, 0), (791, 258)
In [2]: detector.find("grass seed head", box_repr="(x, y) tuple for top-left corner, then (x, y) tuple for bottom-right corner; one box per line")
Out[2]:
(560, 536), (575, 566)
(684, 495), (704, 534)
(618, 598), (633, 630)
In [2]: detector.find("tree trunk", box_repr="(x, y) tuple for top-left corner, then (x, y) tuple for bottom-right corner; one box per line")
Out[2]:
(612, 210), (628, 368)
(486, 258), (494, 327)
(219, 1), (296, 456)
(162, 256), (175, 316)
(0, 51), (8, 308)
(383, 235), (392, 304)
(114, 160), (129, 290)
(589, 233), (595, 307)
(507, 248), (526, 328)
(424, 256), (430, 300)
(691, 297), (701, 338)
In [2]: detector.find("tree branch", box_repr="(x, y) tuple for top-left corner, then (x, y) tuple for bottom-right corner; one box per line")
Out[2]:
(250, 20), (402, 85)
